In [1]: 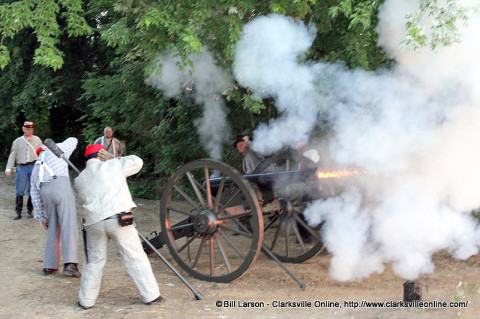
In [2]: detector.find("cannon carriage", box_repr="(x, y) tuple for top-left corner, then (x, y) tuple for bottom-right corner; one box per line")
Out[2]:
(144, 152), (335, 286)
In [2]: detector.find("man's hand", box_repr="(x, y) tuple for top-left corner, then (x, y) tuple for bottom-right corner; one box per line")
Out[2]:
(5, 171), (11, 176)
(98, 149), (115, 161)
(40, 219), (48, 230)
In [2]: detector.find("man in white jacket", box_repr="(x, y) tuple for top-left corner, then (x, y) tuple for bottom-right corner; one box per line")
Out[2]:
(74, 144), (163, 309)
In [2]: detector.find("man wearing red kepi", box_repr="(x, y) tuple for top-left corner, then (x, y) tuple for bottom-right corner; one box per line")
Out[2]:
(5, 121), (42, 220)
(75, 144), (163, 310)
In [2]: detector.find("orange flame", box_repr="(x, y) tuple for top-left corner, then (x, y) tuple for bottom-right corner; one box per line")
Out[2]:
(316, 168), (368, 179)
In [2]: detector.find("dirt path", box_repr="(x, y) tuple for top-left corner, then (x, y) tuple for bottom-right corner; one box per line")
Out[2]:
(0, 171), (479, 319)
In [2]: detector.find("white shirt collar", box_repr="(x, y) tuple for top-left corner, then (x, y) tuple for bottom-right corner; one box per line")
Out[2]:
(86, 158), (102, 166)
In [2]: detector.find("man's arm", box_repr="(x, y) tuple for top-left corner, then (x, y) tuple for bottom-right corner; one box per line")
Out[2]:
(115, 138), (123, 157)
(5, 139), (18, 174)
(57, 137), (78, 158)
(30, 166), (45, 222)
(120, 155), (143, 177)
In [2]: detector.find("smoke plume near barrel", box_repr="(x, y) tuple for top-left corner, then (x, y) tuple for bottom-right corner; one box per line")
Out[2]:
(233, 2), (480, 281)
(148, 50), (232, 159)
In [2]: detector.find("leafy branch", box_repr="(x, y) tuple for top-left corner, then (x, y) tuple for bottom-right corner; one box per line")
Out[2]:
(402, 0), (473, 51)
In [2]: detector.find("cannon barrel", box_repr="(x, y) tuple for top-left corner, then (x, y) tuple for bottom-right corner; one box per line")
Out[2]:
(209, 167), (319, 191)
(208, 167), (324, 203)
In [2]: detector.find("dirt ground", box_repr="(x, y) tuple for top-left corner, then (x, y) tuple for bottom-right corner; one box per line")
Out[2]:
(1, 171), (479, 319)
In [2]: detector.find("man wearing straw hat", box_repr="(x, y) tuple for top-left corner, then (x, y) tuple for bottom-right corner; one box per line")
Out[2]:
(5, 121), (42, 220)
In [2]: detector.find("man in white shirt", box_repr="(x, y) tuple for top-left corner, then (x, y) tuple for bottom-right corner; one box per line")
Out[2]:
(5, 121), (42, 220)
(94, 126), (123, 157)
(75, 144), (162, 309)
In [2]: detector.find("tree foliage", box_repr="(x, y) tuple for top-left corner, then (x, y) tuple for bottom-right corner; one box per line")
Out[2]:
(3, 0), (439, 197)
(403, 0), (475, 50)
(0, 0), (92, 70)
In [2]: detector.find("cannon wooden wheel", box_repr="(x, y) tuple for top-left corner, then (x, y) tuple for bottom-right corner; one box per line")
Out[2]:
(254, 152), (327, 263)
(159, 159), (264, 282)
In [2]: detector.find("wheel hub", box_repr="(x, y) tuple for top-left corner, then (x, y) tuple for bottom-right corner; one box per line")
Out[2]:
(278, 198), (294, 220)
(193, 210), (217, 234)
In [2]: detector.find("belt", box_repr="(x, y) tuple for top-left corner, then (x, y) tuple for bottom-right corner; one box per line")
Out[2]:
(104, 212), (129, 221)
(19, 161), (36, 166)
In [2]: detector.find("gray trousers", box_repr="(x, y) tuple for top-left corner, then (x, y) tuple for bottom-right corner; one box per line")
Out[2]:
(78, 219), (160, 307)
(40, 177), (78, 269)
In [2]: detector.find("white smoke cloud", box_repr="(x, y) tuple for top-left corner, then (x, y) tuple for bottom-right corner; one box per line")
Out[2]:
(233, 15), (322, 154)
(148, 50), (232, 159)
(233, 5), (480, 282)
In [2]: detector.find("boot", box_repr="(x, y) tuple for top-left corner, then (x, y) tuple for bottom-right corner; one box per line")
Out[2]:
(13, 196), (23, 220)
(26, 197), (33, 218)
(63, 263), (81, 278)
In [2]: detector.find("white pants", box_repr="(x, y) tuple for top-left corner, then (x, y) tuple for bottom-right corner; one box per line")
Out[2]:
(78, 218), (160, 307)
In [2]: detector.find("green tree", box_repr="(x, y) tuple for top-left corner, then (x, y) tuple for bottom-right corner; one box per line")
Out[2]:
(403, 0), (474, 50)
(0, 0), (92, 70)
(0, 0), (406, 197)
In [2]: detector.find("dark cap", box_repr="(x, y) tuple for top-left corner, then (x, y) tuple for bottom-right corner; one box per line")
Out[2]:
(232, 135), (245, 147)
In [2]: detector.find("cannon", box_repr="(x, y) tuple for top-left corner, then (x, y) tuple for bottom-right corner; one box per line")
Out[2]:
(144, 152), (335, 286)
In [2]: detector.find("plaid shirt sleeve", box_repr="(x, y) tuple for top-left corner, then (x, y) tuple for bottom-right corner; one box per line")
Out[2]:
(58, 137), (78, 158)
(30, 165), (45, 221)
(41, 137), (78, 183)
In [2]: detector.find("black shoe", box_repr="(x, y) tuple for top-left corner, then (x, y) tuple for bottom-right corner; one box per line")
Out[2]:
(26, 211), (33, 218)
(14, 196), (23, 220)
(43, 268), (57, 275)
(78, 301), (93, 310)
(63, 263), (81, 278)
(145, 296), (165, 305)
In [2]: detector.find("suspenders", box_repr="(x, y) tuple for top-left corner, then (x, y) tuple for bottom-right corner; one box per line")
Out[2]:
(35, 153), (57, 183)
(101, 137), (117, 157)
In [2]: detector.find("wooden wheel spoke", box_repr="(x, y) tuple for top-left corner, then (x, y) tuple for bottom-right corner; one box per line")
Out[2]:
(264, 215), (279, 231)
(192, 235), (208, 269)
(204, 167), (213, 208)
(291, 221), (307, 253)
(166, 205), (196, 217)
(186, 172), (207, 209)
(209, 236), (215, 275)
(213, 175), (226, 211)
(222, 211), (253, 235)
(216, 188), (242, 216)
(219, 223), (252, 239)
(285, 222), (290, 257)
(168, 222), (194, 232)
(173, 185), (201, 211)
(294, 215), (320, 240)
(217, 210), (251, 221)
(214, 233), (232, 273)
(177, 233), (200, 253)
(270, 222), (281, 250)
(217, 229), (246, 260)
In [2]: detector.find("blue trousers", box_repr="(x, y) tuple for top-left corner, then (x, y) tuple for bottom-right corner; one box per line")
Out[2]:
(15, 165), (34, 196)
